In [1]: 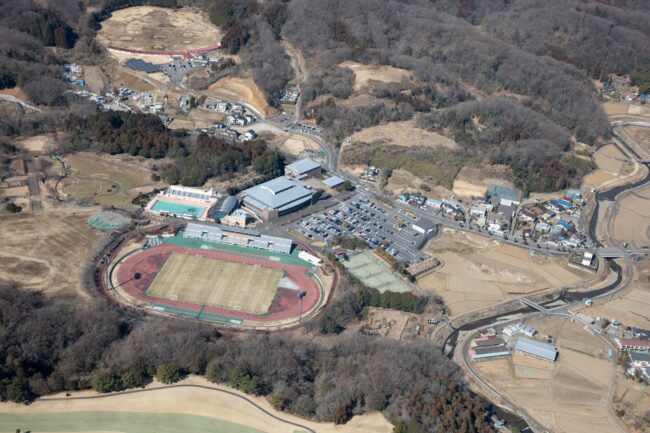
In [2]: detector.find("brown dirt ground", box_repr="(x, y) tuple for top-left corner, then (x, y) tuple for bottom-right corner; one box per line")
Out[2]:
(474, 316), (617, 433)
(83, 65), (109, 94)
(0, 207), (103, 298)
(582, 144), (632, 190)
(417, 229), (589, 315)
(97, 7), (221, 52)
(344, 120), (458, 150)
(603, 102), (633, 116)
(207, 77), (274, 118)
(0, 376), (392, 433)
(451, 166), (514, 199)
(16, 134), (56, 153)
(581, 259), (650, 329)
(339, 61), (412, 92)
(612, 184), (650, 248)
(0, 86), (29, 102)
(612, 370), (650, 433)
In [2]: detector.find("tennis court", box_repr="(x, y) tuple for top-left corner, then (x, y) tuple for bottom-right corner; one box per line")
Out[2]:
(151, 199), (205, 218)
(343, 251), (414, 293)
(147, 252), (283, 314)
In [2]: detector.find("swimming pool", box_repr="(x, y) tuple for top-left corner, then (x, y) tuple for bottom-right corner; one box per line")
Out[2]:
(151, 200), (205, 218)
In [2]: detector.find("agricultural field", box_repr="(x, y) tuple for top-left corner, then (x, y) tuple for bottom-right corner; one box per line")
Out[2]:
(0, 207), (103, 298)
(582, 143), (633, 190)
(340, 61), (412, 92)
(0, 376), (393, 433)
(97, 7), (221, 53)
(582, 259), (650, 329)
(417, 229), (589, 315)
(612, 370), (650, 433)
(147, 253), (283, 314)
(612, 184), (650, 248)
(473, 316), (618, 433)
(58, 152), (163, 209)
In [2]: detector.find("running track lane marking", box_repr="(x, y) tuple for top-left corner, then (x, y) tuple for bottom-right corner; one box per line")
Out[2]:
(41, 383), (317, 433)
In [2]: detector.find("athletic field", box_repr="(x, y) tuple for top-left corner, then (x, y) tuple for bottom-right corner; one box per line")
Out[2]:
(147, 252), (283, 314)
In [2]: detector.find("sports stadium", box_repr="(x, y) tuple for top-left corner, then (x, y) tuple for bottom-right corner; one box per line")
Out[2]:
(107, 222), (327, 327)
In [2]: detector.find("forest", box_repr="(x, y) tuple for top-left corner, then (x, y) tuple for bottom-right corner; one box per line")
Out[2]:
(0, 284), (493, 433)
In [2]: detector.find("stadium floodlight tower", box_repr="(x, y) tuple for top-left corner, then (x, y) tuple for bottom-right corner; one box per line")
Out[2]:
(298, 291), (307, 322)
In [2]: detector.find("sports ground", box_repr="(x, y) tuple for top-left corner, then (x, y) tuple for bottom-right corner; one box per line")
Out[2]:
(111, 233), (322, 326)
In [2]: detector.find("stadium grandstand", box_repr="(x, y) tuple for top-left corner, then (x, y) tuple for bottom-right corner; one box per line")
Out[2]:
(184, 222), (293, 254)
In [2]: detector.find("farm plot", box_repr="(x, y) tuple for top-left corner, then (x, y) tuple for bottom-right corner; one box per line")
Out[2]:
(147, 252), (283, 314)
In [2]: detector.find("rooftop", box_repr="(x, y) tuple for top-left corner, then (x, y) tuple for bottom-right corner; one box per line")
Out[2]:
(124, 58), (159, 73)
(515, 337), (557, 362)
(242, 176), (312, 212)
(322, 175), (345, 188)
(286, 158), (321, 175)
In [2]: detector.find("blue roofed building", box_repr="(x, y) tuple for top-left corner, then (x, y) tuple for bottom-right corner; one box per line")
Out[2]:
(515, 337), (558, 363)
(241, 176), (313, 219)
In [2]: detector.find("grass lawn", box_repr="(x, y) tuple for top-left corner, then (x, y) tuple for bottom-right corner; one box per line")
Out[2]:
(0, 411), (265, 433)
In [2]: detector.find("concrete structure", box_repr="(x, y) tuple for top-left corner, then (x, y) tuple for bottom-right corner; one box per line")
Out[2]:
(223, 209), (250, 227)
(285, 158), (321, 178)
(241, 177), (313, 219)
(167, 185), (214, 201)
(298, 251), (322, 266)
(184, 222), (292, 254)
(322, 175), (345, 192)
(514, 337), (558, 363)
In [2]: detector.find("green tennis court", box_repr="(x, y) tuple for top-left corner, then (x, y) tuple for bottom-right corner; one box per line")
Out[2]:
(0, 411), (264, 433)
(152, 200), (205, 218)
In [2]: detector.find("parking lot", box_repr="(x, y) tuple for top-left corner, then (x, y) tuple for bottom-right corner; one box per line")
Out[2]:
(293, 195), (428, 264)
(285, 123), (323, 136)
(160, 59), (204, 83)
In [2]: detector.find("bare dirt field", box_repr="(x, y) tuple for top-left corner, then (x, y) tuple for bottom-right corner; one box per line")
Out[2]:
(603, 102), (633, 116)
(612, 184), (650, 248)
(83, 65), (109, 94)
(581, 259), (650, 329)
(612, 370), (650, 433)
(474, 316), (618, 433)
(147, 252), (283, 314)
(207, 77), (274, 118)
(59, 152), (163, 209)
(340, 61), (412, 92)
(0, 376), (393, 433)
(97, 7), (221, 52)
(582, 143), (632, 190)
(625, 126), (650, 160)
(451, 166), (513, 199)
(16, 134), (56, 153)
(345, 120), (457, 150)
(0, 86), (29, 102)
(0, 207), (103, 298)
(417, 229), (589, 315)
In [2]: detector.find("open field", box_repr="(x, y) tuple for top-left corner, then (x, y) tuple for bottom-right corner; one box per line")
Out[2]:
(582, 143), (632, 190)
(0, 376), (392, 433)
(612, 184), (650, 248)
(0, 208), (103, 298)
(207, 77), (273, 117)
(345, 120), (457, 150)
(16, 134), (56, 153)
(612, 370), (650, 433)
(340, 61), (412, 92)
(473, 316), (617, 433)
(417, 229), (588, 315)
(581, 259), (650, 328)
(97, 7), (221, 52)
(59, 152), (162, 209)
(148, 252), (283, 314)
(451, 166), (513, 199)
(626, 126), (650, 155)
(83, 65), (109, 94)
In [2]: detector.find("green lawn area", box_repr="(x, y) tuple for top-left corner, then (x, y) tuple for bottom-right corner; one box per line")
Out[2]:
(0, 411), (265, 433)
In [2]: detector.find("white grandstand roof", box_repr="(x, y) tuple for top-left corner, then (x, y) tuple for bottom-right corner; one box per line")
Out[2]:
(184, 222), (292, 254)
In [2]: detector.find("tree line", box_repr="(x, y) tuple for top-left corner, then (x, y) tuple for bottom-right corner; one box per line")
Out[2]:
(0, 284), (493, 432)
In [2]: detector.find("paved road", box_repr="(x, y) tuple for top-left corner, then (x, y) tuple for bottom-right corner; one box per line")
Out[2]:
(0, 94), (42, 112)
(42, 383), (316, 433)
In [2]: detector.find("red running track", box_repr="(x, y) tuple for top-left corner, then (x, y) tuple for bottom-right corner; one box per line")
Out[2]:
(108, 44), (221, 59)
(115, 244), (320, 323)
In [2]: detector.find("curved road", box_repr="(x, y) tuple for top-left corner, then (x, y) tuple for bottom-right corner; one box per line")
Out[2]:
(43, 383), (316, 433)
